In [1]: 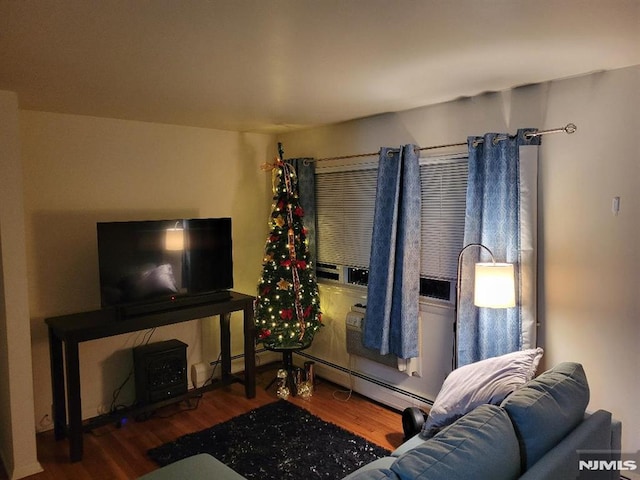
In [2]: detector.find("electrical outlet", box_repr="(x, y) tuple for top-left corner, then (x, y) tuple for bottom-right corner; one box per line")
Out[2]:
(37, 413), (53, 432)
(612, 196), (621, 216)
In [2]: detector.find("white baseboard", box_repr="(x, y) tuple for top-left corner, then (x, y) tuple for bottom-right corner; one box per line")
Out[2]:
(0, 449), (43, 480)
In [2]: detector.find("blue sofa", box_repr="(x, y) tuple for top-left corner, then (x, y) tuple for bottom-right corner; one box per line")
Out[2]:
(344, 362), (621, 480)
(140, 362), (622, 480)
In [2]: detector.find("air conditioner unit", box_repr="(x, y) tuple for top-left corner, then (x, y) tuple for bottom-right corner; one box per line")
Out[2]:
(345, 306), (399, 369)
(345, 305), (420, 375)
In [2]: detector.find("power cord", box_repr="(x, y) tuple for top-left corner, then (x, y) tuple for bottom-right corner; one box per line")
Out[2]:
(109, 327), (157, 414)
(332, 354), (355, 402)
(152, 394), (203, 419)
(202, 352), (223, 388)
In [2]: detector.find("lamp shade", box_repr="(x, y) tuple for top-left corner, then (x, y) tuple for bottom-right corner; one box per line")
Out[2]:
(165, 227), (184, 251)
(474, 262), (516, 308)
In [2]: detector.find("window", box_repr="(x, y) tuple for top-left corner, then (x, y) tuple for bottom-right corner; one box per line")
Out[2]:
(315, 164), (377, 268)
(315, 153), (468, 301)
(419, 156), (468, 280)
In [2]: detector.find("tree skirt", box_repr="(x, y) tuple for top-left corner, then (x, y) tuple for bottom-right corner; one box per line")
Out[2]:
(148, 400), (391, 479)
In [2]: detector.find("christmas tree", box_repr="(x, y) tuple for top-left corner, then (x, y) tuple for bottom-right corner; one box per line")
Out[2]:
(254, 144), (322, 349)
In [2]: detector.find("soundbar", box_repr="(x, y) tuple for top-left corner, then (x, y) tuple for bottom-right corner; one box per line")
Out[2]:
(116, 290), (232, 319)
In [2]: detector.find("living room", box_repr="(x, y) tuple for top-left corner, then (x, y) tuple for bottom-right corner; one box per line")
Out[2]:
(1, 2), (639, 479)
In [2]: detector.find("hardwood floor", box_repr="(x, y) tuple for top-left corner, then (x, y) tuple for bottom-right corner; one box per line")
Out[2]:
(17, 369), (404, 480)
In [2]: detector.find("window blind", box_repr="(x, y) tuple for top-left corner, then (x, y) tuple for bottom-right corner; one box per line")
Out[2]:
(419, 158), (468, 280)
(316, 168), (377, 268)
(315, 155), (468, 282)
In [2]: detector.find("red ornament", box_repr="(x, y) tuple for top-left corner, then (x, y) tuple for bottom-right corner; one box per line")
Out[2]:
(297, 260), (307, 269)
(280, 309), (293, 320)
(295, 206), (304, 217)
(259, 329), (272, 339)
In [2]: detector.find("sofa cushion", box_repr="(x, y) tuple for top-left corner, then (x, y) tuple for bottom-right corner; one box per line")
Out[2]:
(421, 348), (543, 438)
(500, 362), (590, 470)
(343, 457), (398, 480)
(137, 453), (245, 480)
(519, 410), (613, 480)
(344, 467), (399, 480)
(391, 433), (428, 458)
(392, 404), (521, 480)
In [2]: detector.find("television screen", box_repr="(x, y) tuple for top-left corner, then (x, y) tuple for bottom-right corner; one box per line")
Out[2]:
(97, 218), (233, 308)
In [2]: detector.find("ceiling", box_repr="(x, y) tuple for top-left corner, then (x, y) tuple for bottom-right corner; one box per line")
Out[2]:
(1, 1), (639, 134)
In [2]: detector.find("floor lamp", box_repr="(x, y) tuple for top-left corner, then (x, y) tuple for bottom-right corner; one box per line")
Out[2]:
(453, 243), (516, 369)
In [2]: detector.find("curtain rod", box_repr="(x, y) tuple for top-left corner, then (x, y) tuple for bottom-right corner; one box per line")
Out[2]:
(310, 123), (577, 163)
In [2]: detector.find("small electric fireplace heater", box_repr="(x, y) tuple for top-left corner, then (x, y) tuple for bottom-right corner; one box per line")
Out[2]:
(133, 339), (188, 405)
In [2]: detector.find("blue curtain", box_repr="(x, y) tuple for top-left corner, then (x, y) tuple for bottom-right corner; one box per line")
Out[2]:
(457, 129), (540, 366)
(289, 158), (317, 270)
(363, 145), (421, 358)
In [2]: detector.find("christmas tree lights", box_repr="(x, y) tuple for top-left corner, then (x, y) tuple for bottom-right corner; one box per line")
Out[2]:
(254, 144), (322, 349)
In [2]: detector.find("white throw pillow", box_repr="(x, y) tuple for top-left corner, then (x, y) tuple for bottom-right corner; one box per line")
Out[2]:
(421, 347), (544, 438)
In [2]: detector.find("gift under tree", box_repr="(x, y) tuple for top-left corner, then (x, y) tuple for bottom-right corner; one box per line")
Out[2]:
(254, 145), (322, 350)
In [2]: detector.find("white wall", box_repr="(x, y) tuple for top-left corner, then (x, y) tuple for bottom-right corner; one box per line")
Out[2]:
(0, 92), (42, 479)
(19, 111), (274, 429)
(278, 66), (640, 453)
(7, 65), (639, 470)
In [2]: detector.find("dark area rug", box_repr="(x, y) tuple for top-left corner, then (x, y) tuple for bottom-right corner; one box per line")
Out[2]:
(148, 400), (391, 479)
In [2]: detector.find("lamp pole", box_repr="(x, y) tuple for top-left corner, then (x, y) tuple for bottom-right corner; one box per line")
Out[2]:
(453, 243), (497, 370)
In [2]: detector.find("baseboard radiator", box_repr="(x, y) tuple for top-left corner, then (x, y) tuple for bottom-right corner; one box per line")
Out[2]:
(216, 334), (432, 407)
(294, 349), (432, 407)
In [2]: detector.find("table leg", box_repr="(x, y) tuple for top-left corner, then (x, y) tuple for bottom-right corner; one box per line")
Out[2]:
(48, 327), (66, 440)
(243, 303), (256, 398)
(64, 340), (83, 462)
(220, 313), (231, 380)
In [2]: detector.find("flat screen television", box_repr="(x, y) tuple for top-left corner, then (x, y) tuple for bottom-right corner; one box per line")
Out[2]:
(97, 218), (233, 311)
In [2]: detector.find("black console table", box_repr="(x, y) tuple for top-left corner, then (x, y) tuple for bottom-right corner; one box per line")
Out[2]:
(45, 291), (256, 462)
